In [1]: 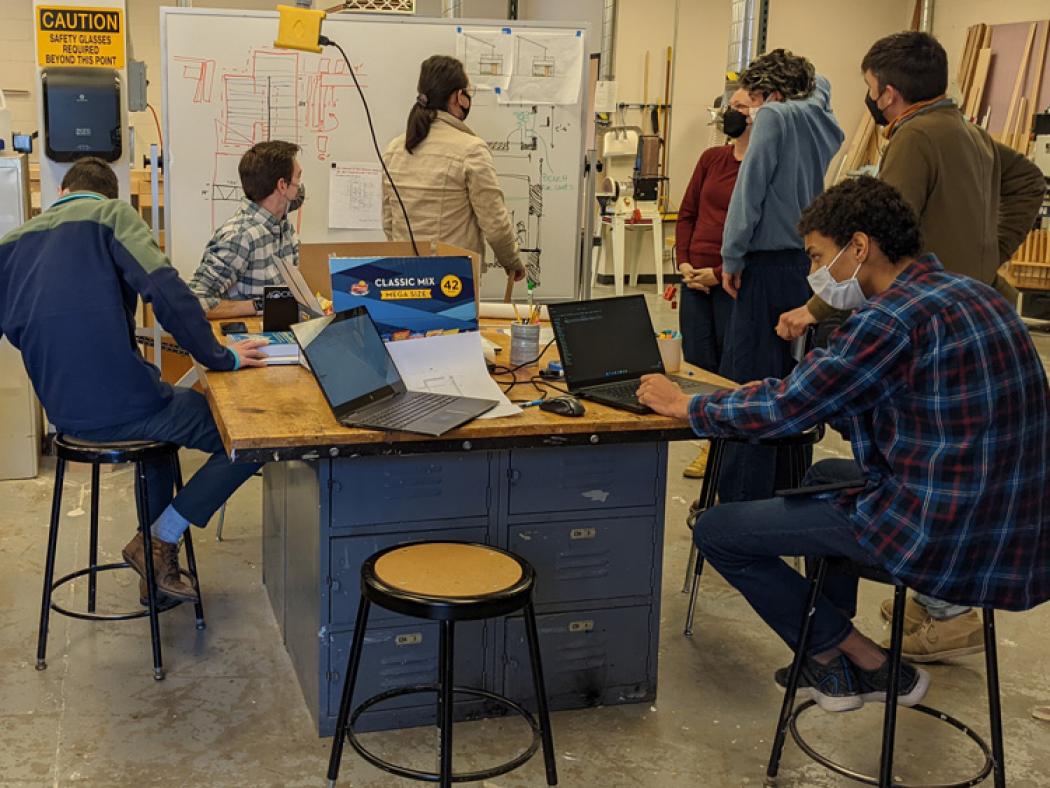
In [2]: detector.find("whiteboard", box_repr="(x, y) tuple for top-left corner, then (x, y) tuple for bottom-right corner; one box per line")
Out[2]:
(160, 8), (588, 301)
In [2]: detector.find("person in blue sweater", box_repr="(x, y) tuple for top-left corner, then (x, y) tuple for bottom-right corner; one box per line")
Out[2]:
(0, 158), (269, 602)
(717, 50), (844, 502)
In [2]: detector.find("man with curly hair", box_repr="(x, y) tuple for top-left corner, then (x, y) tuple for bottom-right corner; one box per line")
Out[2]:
(715, 49), (844, 504)
(775, 31), (1046, 662)
(637, 177), (1049, 713)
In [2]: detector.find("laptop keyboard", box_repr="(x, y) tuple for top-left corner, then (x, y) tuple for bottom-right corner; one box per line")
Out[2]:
(354, 391), (459, 429)
(587, 380), (643, 403)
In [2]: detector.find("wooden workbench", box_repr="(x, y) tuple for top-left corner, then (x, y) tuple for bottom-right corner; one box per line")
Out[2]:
(199, 322), (731, 463)
(197, 321), (733, 736)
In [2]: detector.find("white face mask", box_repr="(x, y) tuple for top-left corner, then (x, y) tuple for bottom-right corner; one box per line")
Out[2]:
(807, 243), (866, 310)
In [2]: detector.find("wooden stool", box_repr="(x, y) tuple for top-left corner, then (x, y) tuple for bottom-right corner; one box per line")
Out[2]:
(326, 541), (558, 788)
(36, 436), (205, 681)
(765, 558), (1004, 788)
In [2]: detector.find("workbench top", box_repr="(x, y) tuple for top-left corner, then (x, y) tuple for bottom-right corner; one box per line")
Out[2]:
(198, 320), (734, 462)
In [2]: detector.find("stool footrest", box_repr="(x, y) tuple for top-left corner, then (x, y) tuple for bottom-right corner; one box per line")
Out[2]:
(49, 562), (190, 622)
(346, 684), (542, 783)
(788, 700), (993, 788)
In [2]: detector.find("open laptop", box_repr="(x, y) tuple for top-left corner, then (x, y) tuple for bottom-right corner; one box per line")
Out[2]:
(548, 294), (725, 414)
(291, 306), (497, 436)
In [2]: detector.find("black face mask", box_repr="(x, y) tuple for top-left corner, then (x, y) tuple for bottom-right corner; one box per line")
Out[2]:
(722, 108), (748, 138)
(459, 91), (471, 121)
(865, 91), (889, 126)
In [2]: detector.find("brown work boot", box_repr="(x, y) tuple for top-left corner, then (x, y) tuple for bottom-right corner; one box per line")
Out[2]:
(879, 595), (931, 635)
(881, 610), (985, 663)
(137, 578), (178, 609)
(683, 442), (710, 479)
(122, 532), (198, 603)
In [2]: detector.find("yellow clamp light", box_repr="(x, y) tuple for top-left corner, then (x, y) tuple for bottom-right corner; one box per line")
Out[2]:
(274, 4), (326, 53)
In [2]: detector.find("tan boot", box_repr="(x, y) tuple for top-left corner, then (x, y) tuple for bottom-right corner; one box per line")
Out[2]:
(1033, 706), (1050, 722)
(122, 532), (198, 603)
(683, 442), (710, 479)
(879, 595), (931, 635)
(880, 610), (985, 663)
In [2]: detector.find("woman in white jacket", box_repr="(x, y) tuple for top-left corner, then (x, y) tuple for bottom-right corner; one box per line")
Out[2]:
(382, 55), (526, 282)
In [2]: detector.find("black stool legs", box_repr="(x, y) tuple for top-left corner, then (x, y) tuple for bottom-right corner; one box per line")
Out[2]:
(765, 559), (826, 785)
(983, 609), (1006, 788)
(523, 601), (559, 786)
(879, 583), (908, 786)
(438, 620), (456, 788)
(172, 454), (206, 630)
(87, 464), (100, 613)
(36, 447), (202, 681)
(327, 596), (371, 788)
(36, 457), (67, 671)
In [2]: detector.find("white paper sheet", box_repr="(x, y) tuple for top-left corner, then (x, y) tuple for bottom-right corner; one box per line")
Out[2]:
(499, 31), (585, 105)
(456, 26), (514, 93)
(594, 80), (617, 113)
(328, 161), (383, 230)
(387, 332), (522, 419)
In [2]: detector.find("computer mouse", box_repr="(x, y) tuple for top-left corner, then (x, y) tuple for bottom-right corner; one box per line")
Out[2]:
(540, 396), (585, 417)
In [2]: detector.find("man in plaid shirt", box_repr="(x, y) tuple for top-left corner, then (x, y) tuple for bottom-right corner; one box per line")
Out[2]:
(189, 141), (303, 319)
(639, 177), (1049, 712)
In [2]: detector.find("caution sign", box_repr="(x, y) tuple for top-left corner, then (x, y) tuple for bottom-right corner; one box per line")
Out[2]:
(37, 6), (125, 69)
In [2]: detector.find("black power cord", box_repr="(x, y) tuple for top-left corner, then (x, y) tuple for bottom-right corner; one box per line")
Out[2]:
(491, 337), (558, 397)
(321, 35), (419, 256)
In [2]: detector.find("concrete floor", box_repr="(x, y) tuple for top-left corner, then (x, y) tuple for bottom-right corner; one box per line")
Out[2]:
(2, 284), (1049, 787)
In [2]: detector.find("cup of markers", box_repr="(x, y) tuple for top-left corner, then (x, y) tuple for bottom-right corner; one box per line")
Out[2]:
(656, 329), (682, 372)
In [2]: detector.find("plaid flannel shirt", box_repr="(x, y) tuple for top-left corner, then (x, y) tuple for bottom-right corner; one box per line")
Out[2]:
(689, 255), (1050, 611)
(189, 199), (299, 310)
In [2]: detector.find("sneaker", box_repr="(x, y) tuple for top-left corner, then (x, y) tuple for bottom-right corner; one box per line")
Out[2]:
(1033, 706), (1050, 722)
(855, 656), (930, 707)
(880, 610), (984, 663)
(879, 596), (930, 635)
(773, 655), (864, 713)
(683, 442), (710, 479)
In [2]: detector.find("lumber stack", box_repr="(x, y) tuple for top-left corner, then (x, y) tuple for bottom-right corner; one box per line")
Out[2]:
(1010, 229), (1050, 290)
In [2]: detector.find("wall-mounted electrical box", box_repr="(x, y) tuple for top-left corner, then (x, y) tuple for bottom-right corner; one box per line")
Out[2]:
(41, 67), (122, 162)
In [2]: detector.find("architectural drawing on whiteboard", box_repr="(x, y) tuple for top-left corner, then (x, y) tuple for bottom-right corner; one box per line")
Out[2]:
(176, 46), (360, 226)
(484, 105), (568, 285)
(461, 32), (504, 76)
(516, 35), (556, 78)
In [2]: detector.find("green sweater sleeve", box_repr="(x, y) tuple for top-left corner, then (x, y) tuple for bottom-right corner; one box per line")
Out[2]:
(995, 142), (1046, 263)
(805, 293), (845, 322)
(877, 127), (934, 220)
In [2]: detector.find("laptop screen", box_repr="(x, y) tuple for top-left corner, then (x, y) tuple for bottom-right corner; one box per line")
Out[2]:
(549, 295), (664, 389)
(292, 307), (404, 417)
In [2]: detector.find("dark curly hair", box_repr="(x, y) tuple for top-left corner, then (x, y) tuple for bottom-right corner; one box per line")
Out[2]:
(862, 31), (947, 104)
(740, 49), (815, 101)
(797, 176), (922, 263)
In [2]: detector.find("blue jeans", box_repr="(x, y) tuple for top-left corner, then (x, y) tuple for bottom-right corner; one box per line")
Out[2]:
(679, 284), (734, 373)
(717, 249), (812, 502)
(71, 388), (261, 527)
(694, 459), (875, 655)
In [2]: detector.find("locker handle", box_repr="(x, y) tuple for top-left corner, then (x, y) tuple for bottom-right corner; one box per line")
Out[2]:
(508, 468), (522, 483)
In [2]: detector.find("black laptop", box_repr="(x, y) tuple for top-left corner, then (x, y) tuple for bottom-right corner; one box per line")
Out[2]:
(548, 294), (725, 414)
(291, 306), (497, 436)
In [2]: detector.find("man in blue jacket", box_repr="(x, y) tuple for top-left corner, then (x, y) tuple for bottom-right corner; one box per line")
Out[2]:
(0, 157), (268, 602)
(717, 49), (844, 503)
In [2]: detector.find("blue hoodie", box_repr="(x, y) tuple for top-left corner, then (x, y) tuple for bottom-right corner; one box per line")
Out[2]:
(720, 75), (844, 274)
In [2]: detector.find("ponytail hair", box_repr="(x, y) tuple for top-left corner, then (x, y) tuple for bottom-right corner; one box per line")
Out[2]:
(405, 55), (469, 153)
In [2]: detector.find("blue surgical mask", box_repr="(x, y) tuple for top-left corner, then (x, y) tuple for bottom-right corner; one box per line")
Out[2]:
(807, 244), (865, 310)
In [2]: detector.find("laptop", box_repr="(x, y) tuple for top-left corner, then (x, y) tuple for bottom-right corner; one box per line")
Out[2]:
(291, 306), (497, 436)
(548, 294), (725, 414)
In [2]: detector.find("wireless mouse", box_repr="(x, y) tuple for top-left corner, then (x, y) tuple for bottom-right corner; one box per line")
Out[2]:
(539, 395), (585, 417)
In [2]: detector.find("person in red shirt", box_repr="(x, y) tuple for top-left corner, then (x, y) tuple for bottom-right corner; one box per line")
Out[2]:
(675, 90), (751, 477)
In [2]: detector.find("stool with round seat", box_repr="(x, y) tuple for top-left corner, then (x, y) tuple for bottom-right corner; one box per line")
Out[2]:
(36, 435), (205, 681)
(326, 541), (558, 788)
(764, 557), (1004, 788)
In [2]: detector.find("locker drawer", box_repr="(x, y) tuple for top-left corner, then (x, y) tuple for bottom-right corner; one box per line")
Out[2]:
(503, 606), (652, 707)
(507, 444), (660, 514)
(329, 453), (490, 527)
(328, 527), (488, 628)
(510, 517), (655, 605)
(327, 621), (486, 718)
